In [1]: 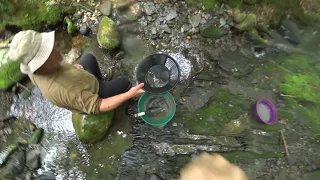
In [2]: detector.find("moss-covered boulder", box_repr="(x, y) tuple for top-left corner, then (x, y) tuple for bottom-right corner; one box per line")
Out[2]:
(0, 0), (74, 30)
(72, 111), (115, 143)
(200, 25), (224, 39)
(233, 12), (247, 23)
(97, 16), (119, 50)
(234, 13), (257, 31)
(0, 49), (25, 91)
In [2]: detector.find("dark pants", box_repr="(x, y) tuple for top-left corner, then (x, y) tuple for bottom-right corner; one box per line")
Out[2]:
(78, 54), (132, 98)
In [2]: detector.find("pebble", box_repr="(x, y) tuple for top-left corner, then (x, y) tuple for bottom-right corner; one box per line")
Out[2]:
(162, 24), (172, 34)
(172, 123), (178, 127)
(151, 34), (159, 40)
(73, 11), (84, 20)
(186, 35), (192, 40)
(79, 24), (90, 35)
(26, 150), (41, 170)
(189, 27), (200, 34)
(151, 27), (157, 35)
(167, 21), (175, 28)
(122, 134), (127, 138)
(98, 1), (113, 16)
(181, 24), (190, 32)
(143, 2), (156, 16)
(189, 14), (201, 28)
(165, 9), (178, 21)
(117, 131), (123, 135)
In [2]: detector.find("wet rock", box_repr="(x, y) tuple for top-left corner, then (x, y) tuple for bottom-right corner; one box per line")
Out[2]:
(97, 17), (119, 50)
(233, 12), (247, 23)
(116, 0), (134, 10)
(189, 27), (200, 34)
(79, 24), (90, 35)
(167, 21), (175, 28)
(115, 51), (125, 60)
(281, 20), (301, 45)
(98, 1), (113, 16)
(189, 14), (201, 28)
(34, 171), (56, 180)
(165, 9), (178, 21)
(149, 173), (163, 180)
(26, 150), (41, 170)
(64, 48), (82, 64)
(144, 2), (156, 16)
(181, 24), (190, 32)
(72, 111), (115, 143)
(162, 24), (172, 34)
(73, 11), (84, 20)
(219, 17), (227, 27)
(2, 150), (26, 178)
(0, 49), (25, 91)
(200, 25), (224, 39)
(164, 37), (171, 44)
(25, 171), (32, 180)
(21, 89), (32, 99)
(234, 13), (257, 31)
(151, 27), (157, 35)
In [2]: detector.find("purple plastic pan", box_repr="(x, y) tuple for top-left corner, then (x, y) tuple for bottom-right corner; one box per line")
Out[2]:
(253, 99), (278, 125)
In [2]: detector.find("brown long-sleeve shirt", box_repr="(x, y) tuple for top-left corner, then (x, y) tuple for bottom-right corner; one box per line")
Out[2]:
(30, 63), (102, 114)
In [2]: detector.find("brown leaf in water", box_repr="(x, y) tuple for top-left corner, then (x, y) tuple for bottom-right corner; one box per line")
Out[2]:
(72, 34), (88, 48)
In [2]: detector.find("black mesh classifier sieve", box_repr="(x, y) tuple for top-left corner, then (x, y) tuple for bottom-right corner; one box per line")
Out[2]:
(136, 53), (180, 94)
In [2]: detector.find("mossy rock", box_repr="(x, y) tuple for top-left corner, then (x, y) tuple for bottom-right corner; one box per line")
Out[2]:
(200, 25), (224, 39)
(0, 0), (74, 30)
(0, 49), (25, 91)
(233, 12), (247, 23)
(234, 13), (257, 31)
(72, 111), (115, 143)
(180, 89), (250, 135)
(97, 16), (120, 50)
(185, 0), (218, 10)
(248, 28), (268, 46)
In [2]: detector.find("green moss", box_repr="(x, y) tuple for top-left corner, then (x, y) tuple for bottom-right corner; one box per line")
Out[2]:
(221, 151), (283, 164)
(200, 25), (225, 39)
(249, 28), (268, 46)
(186, 0), (219, 10)
(0, 49), (25, 91)
(0, 0), (74, 30)
(234, 12), (247, 23)
(72, 111), (115, 143)
(65, 17), (76, 35)
(279, 74), (320, 103)
(220, 0), (243, 9)
(280, 54), (314, 73)
(97, 17), (119, 50)
(180, 89), (250, 135)
(234, 13), (257, 31)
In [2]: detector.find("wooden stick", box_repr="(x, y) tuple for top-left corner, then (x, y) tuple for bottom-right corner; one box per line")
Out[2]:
(281, 130), (290, 163)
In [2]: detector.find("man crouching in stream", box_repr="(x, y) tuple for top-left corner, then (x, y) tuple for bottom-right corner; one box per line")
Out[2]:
(8, 30), (145, 114)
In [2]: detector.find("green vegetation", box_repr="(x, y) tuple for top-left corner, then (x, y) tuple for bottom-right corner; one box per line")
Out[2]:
(0, 0), (75, 29)
(279, 74), (320, 103)
(72, 111), (115, 143)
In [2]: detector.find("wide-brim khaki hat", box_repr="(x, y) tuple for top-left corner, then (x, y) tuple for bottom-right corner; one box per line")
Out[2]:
(8, 30), (55, 74)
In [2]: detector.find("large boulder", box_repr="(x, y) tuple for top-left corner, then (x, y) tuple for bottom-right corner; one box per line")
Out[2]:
(72, 111), (115, 143)
(0, 49), (25, 91)
(97, 16), (119, 50)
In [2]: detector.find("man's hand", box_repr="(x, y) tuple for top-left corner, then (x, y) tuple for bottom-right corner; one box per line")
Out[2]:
(74, 64), (84, 69)
(128, 83), (145, 98)
(180, 153), (248, 180)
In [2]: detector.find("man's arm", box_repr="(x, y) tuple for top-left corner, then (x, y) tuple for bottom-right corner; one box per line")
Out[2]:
(99, 83), (145, 112)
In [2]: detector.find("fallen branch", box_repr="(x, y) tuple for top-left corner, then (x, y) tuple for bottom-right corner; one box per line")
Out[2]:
(280, 93), (297, 98)
(281, 130), (291, 164)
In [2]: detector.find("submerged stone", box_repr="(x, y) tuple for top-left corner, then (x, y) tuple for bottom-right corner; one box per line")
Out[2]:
(200, 25), (224, 39)
(2, 150), (26, 178)
(0, 49), (25, 91)
(26, 150), (41, 170)
(72, 111), (115, 143)
(97, 17), (119, 50)
(234, 13), (257, 31)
